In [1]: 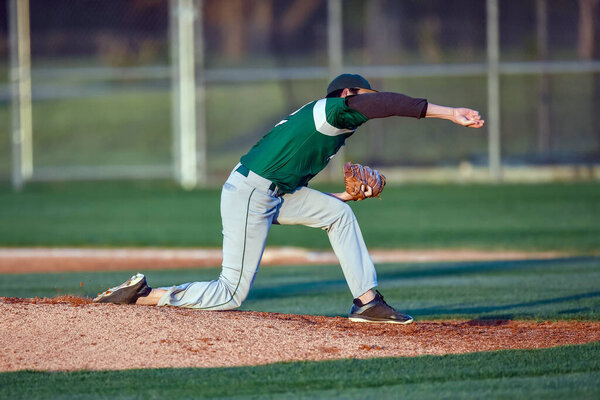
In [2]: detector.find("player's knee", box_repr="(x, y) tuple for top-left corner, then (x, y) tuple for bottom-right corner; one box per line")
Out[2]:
(216, 270), (252, 310)
(325, 202), (356, 232)
(219, 287), (249, 310)
(230, 291), (247, 309)
(217, 300), (241, 311)
(338, 202), (356, 222)
(214, 295), (243, 311)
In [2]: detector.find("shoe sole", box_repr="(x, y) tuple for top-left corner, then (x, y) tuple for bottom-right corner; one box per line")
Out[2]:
(348, 316), (414, 325)
(93, 273), (145, 302)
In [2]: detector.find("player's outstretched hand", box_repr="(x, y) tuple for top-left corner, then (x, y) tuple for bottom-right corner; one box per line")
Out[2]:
(453, 108), (484, 128)
(425, 103), (484, 128)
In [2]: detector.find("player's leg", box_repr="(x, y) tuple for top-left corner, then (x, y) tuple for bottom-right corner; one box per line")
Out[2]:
(156, 171), (280, 310)
(274, 186), (377, 299)
(95, 170), (280, 309)
(274, 186), (413, 324)
(136, 288), (167, 305)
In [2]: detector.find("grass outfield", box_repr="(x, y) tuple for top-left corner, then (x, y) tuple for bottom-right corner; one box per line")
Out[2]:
(1, 342), (599, 399)
(0, 181), (598, 252)
(1, 257), (599, 320)
(1, 181), (598, 398)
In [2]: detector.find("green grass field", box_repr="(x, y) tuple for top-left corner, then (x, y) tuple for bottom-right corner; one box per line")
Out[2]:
(0, 181), (598, 252)
(0, 182), (598, 398)
(2, 342), (599, 399)
(1, 257), (599, 320)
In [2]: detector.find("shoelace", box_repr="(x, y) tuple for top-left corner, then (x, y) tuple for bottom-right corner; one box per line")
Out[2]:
(374, 290), (395, 310)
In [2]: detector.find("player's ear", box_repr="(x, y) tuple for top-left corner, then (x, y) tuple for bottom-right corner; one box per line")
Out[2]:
(340, 88), (352, 98)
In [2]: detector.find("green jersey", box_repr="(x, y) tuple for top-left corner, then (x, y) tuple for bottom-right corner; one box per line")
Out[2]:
(240, 97), (369, 193)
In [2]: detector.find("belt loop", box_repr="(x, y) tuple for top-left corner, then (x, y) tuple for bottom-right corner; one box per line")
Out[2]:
(236, 164), (281, 196)
(236, 164), (250, 177)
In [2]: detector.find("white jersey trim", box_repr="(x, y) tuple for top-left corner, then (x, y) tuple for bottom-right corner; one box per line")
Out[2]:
(313, 99), (354, 136)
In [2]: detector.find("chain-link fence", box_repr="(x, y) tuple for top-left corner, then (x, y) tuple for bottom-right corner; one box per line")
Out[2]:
(2, 0), (172, 185)
(2, 0), (599, 187)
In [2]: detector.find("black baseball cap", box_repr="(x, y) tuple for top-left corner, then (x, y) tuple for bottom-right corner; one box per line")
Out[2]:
(326, 73), (377, 96)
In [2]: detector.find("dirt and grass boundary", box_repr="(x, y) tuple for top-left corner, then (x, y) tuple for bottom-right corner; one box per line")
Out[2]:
(0, 247), (566, 274)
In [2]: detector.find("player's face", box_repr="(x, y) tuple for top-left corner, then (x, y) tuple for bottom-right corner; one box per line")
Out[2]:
(340, 88), (376, 98)
(355, 88), (377, 95)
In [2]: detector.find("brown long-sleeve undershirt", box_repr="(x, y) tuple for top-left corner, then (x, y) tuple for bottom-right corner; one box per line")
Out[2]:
(346, 92), (428, 120)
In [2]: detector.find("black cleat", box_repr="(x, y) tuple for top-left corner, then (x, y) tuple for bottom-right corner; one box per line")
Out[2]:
(349, 291), (413, 324)
(93, 273), (152, 304)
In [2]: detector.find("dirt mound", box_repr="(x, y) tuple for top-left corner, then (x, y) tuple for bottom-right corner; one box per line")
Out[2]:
(1, 295), (93, 306)
(1, 296), (598, 372)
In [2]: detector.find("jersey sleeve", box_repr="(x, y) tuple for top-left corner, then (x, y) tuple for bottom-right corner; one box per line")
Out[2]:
(346, 92), (428, 119)
(324, 97), (369, 130)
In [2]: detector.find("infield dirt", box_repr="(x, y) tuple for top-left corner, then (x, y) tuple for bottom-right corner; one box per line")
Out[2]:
(1, 295), (599, 372)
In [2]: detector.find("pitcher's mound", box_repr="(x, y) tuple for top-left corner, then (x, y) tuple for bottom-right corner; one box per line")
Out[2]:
(1, 296), (598, 372)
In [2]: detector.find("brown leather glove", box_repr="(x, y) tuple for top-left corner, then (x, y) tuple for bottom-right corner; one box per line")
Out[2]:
(343, 162), (387, 201)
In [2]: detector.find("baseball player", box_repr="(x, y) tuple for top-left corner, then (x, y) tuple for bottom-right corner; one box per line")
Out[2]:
(95, 74), (484, 324)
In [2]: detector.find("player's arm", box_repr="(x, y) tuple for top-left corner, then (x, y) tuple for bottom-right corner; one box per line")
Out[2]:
(346, 92), (428, 119)
(425, 103), (484, 128)
(328, 185), (373, 202)
(346, 92), (484, 128)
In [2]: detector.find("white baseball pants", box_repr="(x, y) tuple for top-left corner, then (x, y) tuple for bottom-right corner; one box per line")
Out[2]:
(157, 165), (378, 309)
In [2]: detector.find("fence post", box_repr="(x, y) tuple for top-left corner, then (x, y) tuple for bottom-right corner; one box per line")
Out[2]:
(170, 0), (197, 189)
(9, 0), (33, 191)
(194, 0), (207, 185)
(327, 0), (344, 179)
(536, 0), (551, 154)
(487, 0), (502, 181)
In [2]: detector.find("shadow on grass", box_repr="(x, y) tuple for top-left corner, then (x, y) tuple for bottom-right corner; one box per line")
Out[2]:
(408, 290), (600, 318)
(376, 257), (599, 282)
(248, 257), (598, 301)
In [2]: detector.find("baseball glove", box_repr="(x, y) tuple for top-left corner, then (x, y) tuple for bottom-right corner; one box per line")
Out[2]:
(343, 162), (387, 201)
